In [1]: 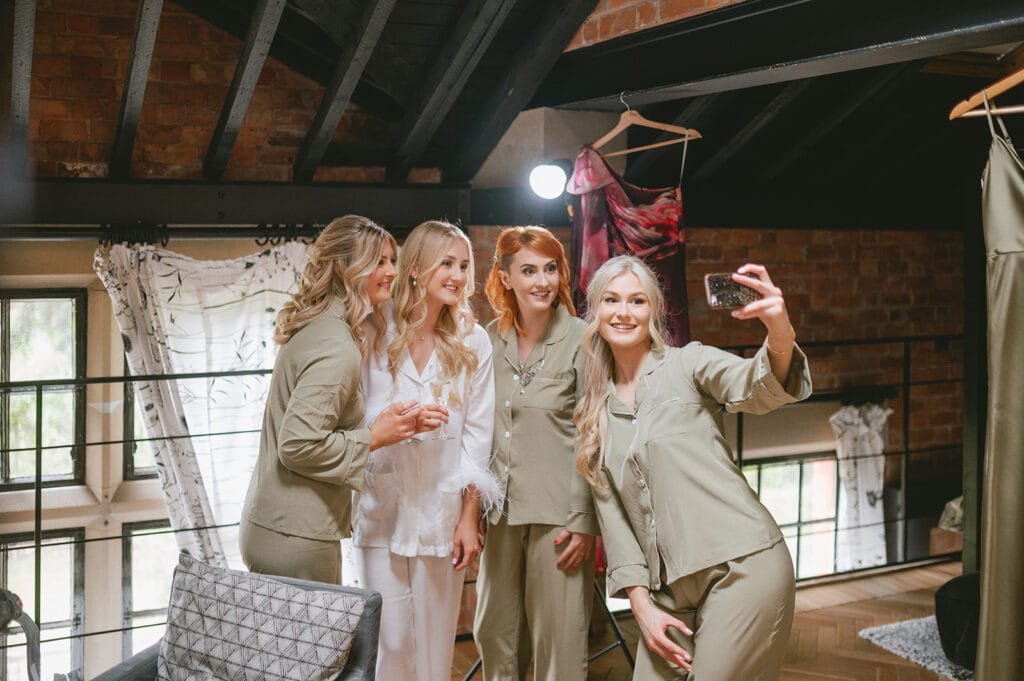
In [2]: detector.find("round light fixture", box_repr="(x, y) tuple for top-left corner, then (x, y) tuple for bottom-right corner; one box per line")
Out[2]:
(528, 163), (568, 200)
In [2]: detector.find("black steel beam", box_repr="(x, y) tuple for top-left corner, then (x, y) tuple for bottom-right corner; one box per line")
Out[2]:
(293, 0), (396, 182)
(443, 0), (599, 183)
(532, 0), (1024, 111)
(388, 0), (517, 181)
(7, 0), (35, 177)
(204, 0), (288, 180)
(692, 80), (812, 181)
(763, 62), (920, 180)
(0, 179), (470, 230)
(110, 0), (163, 179)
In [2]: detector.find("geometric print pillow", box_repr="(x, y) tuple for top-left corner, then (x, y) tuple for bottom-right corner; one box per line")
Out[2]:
(156, 553), (365, 681)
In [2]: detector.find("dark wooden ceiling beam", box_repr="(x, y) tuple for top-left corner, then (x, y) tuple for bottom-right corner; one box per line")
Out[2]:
(293, 0), (396, 182)
(692, 80), (812, 181)
(388, 0), (517, 181)
(764, 62), (921, 180)
(204, 0), (287, 180)
(7, 0), (35, 177)
(532, 0), (1024, 110)
(0, 179), (469, 229)
(444, 0), (599, 183)
(110, 0), (163, 179)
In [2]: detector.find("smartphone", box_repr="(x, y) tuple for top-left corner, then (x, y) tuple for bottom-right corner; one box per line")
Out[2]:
(704, 273), (760, 309)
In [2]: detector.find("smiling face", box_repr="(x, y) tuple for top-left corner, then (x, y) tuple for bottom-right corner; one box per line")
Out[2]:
(597, 271), (653, 352)
(501, 246), (559, 318)
(366, 240), (397, 305)
(424, 238), (470, 308)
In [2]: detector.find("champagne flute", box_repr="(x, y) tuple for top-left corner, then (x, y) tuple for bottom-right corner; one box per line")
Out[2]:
(429, 379), (453, 441)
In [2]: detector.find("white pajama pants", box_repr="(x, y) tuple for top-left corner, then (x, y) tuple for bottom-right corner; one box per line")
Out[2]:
(354, 546), (466, 681)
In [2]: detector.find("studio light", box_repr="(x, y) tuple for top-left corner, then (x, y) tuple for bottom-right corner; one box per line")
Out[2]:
(528, 163), (569, 200)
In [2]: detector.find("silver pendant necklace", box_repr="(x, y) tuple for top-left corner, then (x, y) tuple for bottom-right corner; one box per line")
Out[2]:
(516, 359), (544, 387)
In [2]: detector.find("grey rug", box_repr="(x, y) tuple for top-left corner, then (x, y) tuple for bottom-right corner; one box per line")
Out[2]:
(858, 615), (972, 681)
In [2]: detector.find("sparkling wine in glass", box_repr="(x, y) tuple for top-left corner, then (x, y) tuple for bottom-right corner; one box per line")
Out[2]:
(429, 379), (453, 440)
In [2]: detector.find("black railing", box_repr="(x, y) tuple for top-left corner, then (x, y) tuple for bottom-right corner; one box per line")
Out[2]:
(0, 333), (965, 675)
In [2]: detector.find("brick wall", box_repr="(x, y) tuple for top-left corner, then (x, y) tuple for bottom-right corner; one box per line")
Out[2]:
(20, 0), (426, 182)
(568, 0), (748, 50)
(468, 224), (965, 456)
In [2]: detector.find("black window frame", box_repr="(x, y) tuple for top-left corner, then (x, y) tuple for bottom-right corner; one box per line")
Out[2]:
(0, 289), (87, 489)
(0, 528), (86, 681)
(121, 520), (172, 658)
(121, 359), (158, 481)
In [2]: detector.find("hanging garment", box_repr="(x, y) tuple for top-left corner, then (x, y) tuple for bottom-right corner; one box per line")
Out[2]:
(566, 145), (690, 346)
(829, 404), (891, 572)
(976, 103), (1024, 681)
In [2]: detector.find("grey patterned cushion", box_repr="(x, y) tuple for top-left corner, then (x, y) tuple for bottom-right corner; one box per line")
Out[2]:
(157, 554), (365, 681)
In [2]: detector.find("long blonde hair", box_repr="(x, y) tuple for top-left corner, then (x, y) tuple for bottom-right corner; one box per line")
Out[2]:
(387, 221), (478, 404)
(484, 226), (575, 337)
(275, 215), (396, 355)
(574, 255), (667, 488)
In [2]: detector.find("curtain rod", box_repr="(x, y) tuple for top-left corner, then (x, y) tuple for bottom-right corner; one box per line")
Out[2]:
(0, 224), (322, 243)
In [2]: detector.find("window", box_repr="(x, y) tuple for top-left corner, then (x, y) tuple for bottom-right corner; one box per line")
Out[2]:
(0, 530), (85, 681)
(122, 362), (157, 480)
(0, 290), (86, 488)
(121, 521), (178, 657)
(743, 453), (839, 578)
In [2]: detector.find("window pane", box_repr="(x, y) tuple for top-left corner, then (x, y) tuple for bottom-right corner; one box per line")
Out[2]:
(800, 458), (837, 522)
(128, 614), (166, 656)
(758, 462), (800, 526)
(5, 540), (74, 622)
(132, 397), (156, 471)
(798, 520), (837, 578)
(741, 465), (758, 492)
(8, 391), (75, 479)
(10, 300), (76, 381)
(39, 627), (73, 681)
(4, 630), (29, 681)
(130, 529), (177, 612)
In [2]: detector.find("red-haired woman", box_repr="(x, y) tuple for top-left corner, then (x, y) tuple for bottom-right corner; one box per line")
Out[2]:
(474, 226), (598, 681)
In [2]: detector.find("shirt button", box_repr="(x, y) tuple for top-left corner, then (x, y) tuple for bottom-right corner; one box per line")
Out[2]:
(512, 374), (519, 382)
(504, 431), (511, 438)
(520, 389), (525, 394)
(632, 417), (638, 425)
(638, 478), (647, 489)
(504, 400), (510, 408)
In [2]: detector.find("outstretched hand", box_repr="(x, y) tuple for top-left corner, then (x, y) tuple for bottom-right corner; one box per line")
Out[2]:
(730, 263), (797, 383)
(729, 264), (793, 338)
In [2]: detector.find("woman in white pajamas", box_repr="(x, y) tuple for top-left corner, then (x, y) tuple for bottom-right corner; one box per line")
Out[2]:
(351, 220), (501, 681)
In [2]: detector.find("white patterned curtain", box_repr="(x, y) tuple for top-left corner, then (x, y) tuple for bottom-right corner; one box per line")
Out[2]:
(830, 403), (892, 571)
(94, 243), (308, 567)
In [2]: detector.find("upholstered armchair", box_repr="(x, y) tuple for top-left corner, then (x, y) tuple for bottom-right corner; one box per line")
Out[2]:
(91, 569), (382, 681)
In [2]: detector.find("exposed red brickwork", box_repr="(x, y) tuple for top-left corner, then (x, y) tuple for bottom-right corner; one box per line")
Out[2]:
(469, 224), (965, 456)
(22, 0), (418, 181)
(568, 0), (748, 50)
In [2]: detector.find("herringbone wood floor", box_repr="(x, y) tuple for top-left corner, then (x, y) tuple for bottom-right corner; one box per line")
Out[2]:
(452, 560), (962, 681)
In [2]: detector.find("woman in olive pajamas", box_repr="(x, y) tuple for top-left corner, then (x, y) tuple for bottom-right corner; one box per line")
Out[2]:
(575, 255), (812, 681)
(474, 226), (598, 681)
(239, 215), (430, 584)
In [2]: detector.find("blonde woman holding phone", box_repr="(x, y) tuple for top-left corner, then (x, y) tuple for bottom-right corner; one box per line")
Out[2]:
(350, 220), (501, 681)
(474, 226), (598, 681)
(575, 255), (811, 681)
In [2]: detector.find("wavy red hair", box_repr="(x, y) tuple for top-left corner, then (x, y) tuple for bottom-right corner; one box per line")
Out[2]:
(484, 226), (575, 337)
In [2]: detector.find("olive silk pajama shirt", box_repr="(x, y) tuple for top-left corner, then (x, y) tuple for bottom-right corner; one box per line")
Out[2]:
(595, 341), (813, 598)
(241, 297), (372, 542)
(487, 304), (598, 534)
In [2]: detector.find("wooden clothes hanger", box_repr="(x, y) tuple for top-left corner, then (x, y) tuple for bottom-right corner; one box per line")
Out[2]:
(949, 65), (1024, 119)
(592, 93), (701, 158)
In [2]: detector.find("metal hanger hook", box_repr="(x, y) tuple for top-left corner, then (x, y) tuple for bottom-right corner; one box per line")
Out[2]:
(619, 91), (631, 111)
